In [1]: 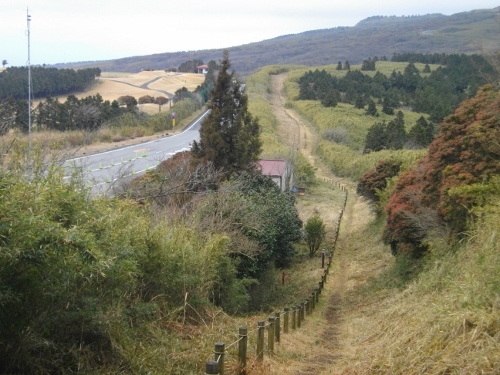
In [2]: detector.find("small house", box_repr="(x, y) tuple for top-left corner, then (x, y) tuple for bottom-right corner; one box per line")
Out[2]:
(257, 159), (293, 192)
(196, 64), (208, 74)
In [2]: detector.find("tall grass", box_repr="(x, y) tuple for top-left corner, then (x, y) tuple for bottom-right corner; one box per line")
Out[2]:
(316, 140), (426, 180)
(246, 65), (317, 185)
(246, 65), (292, 156)
(334, 187), (500, 374)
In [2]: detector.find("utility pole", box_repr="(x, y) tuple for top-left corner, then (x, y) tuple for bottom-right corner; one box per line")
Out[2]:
(26, 8), (32, 145)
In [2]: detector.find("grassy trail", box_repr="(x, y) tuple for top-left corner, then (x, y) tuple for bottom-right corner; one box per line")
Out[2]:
(265, 73), (386, 374)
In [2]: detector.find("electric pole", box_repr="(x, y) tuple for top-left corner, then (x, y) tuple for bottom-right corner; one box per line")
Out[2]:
(26, 8), (32, 144)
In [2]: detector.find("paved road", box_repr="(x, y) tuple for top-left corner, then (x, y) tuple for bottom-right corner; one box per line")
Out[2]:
(106, 77), (174, 98)
(64, 109), (210, 195)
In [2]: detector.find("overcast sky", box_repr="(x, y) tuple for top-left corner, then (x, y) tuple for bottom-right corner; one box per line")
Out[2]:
(1, 0), (498, 67)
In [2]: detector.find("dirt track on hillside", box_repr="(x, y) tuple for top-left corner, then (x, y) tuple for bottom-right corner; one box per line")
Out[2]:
(268, 74), (374, 374)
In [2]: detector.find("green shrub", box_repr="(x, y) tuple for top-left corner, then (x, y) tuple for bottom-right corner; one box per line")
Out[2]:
(304, 214), (326, 257)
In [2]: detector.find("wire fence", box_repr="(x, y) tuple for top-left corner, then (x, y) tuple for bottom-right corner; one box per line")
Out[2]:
(204, 181), (348, 374)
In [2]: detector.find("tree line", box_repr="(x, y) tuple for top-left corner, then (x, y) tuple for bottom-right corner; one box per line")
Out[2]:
(298, 53), (494, 123)
(0, 66), (101, 100)
(364, 110), (435, 151)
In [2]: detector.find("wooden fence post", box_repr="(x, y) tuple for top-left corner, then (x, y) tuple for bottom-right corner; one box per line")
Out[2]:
(268, 317), (275, 354)
(215, 342), (225, 375)
(238, 327), (247, 375)
(257, 321), (265, 361)
(315, 288), (320, 303)
(284, 308), (290, 333)
(311, 292), (316, 310)
(275, 312), (281, 343)
(292, 306), (296, 329)
(206, 361), (219, 375)
(301, 302), (305, 321)
(297, 305), (301, 328)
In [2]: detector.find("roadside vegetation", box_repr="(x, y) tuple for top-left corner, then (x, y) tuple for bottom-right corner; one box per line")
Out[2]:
(0, 52), (334, 374)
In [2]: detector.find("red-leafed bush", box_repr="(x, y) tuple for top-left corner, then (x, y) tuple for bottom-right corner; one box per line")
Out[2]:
(357, 159), (402, 204)
(384, 85), (500, 256)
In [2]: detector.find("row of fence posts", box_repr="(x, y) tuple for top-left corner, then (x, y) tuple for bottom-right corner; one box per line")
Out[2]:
(205, 182), (348, 375)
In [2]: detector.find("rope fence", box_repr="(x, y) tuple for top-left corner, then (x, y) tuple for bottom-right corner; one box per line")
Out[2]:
(205, 181), (348, 374)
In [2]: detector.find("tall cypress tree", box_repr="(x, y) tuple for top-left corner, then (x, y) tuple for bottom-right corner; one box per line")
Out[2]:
(192, 50), (261, 176)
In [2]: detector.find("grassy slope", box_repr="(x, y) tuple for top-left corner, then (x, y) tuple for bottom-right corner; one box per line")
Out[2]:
(283, 62), (428, 180)
(258, 65), (500, 373)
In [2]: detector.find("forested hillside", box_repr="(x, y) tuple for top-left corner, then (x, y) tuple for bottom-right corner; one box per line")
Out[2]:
(298, 54), (495, 134)
(53, 7), (500, 75)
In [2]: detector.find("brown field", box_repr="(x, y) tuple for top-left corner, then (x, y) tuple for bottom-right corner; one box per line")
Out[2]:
(33, 70), (205, 109)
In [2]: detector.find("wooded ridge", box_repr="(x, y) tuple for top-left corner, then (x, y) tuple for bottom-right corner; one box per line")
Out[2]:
(53, 7), (500, 76)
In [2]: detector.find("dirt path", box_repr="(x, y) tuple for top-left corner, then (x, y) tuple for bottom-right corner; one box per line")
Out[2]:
(268, 73), (374, 374)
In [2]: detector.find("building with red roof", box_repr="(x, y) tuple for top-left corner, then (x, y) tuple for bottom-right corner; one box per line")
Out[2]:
(196, 64), (208, 74)
(257, 159), (293, 191)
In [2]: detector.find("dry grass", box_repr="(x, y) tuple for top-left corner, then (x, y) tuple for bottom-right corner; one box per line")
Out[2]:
(32, 71), (205, 105)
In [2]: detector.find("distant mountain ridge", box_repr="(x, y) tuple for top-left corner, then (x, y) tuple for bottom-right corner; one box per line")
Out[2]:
(55, 7), (500, 76)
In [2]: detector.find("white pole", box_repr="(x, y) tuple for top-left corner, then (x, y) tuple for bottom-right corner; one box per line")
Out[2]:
(27, 8), (32, 144)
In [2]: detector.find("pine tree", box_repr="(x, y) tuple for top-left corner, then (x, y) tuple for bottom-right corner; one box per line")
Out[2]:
(364, 121), (388, 153)
(408, 116), (434, 147)
(382, 95), (395, 115)
(192, 50), (261, 177)
(354, 95), (365, 109)
(365, 99), (378, 116)
(321, 89), (339, 107)
(336, 61), (343, 70)
(386, 111), (406, 150)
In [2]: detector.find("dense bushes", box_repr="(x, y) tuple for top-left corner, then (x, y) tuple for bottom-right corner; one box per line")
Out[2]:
(129, 154), (303, 312)
(357, 159), (402, 206)
(384, 85), (500, 256)
(0, 155), (228, 373)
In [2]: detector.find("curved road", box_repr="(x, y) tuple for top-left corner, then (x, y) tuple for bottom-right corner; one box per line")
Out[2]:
(64, 109), (210, 195)
(106, 77), (174, 98)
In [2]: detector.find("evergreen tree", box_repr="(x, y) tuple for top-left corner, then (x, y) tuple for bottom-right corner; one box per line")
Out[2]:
(408, 116), (434, 148)
(321, 89), (339, 107)
(361, 58), (376, 71)
(344, 61), (350, 71)
(365, 99), (378, 116)
(192, 50), (261, 177)
(364, 121), (388, 153)
(382, 95), (395, 115)
(336, 61), (343, 70)
(386, 111), (406, 150)
(354, 95), (365, 109)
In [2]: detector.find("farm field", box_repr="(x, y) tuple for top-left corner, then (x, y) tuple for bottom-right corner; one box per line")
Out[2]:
(33, 70), (205, 114)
